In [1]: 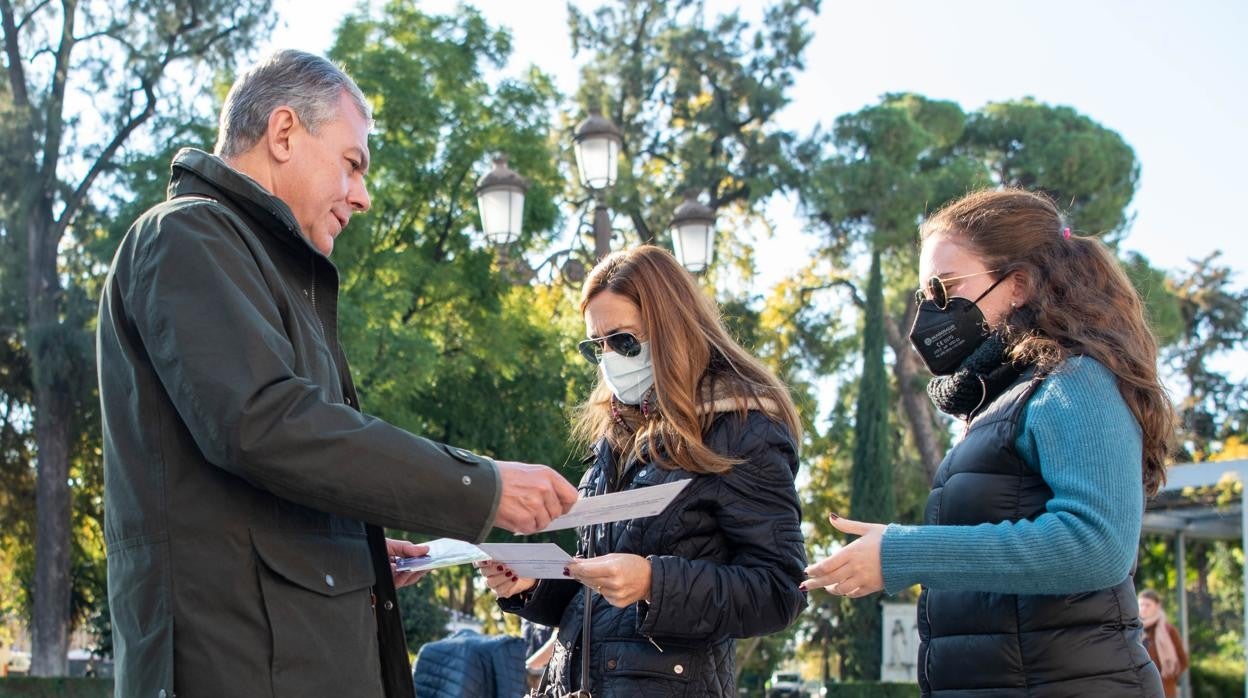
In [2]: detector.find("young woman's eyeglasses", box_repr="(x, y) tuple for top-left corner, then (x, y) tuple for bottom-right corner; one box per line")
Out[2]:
(577, 331), (642, 365)
(914, 269), (1000, 310)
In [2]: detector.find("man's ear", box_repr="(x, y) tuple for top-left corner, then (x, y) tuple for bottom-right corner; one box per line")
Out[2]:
(266, 106), (298, 164)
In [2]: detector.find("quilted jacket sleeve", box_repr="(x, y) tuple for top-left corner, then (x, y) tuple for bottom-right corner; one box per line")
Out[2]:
(498, 578), (582, 628)
(638, 416), (807, 640)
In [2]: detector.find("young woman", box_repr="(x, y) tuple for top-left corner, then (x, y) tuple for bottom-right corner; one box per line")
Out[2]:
(477, 245), (807, 697)
(1138, 589), (1189, 697)
(804, 189), (1172, 697)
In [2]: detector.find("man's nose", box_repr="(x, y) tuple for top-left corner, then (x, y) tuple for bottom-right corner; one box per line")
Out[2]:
(349, 179), (371, 213)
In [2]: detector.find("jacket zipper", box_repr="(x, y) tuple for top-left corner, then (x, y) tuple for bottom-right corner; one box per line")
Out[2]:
(309, 261), (326, 339)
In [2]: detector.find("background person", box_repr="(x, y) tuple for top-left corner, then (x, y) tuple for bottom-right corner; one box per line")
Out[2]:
(1139, 589), (1190, 697)
(521, 619), (555, 691)
(410, 628), (527, 698)
(477, 246), (808, 697)
(97, 49), (576, 698)
(803, 189), (1172, 697)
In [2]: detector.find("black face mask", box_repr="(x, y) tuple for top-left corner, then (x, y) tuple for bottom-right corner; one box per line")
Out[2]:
(908, 276), (1008, 376)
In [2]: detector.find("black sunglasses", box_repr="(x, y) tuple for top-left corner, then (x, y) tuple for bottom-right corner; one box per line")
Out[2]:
(914, 269), (999, 310)
(577, 331), (642, 365)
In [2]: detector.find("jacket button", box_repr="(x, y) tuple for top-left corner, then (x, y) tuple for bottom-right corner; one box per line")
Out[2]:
(673, 664), (684, 675)
(606, 659), (617, 670)
(325, 573), (335, 588)
(384, 600), (394, 611)
(462, 475), (472, 486)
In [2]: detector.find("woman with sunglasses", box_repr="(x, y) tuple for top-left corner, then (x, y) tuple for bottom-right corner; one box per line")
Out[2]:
(477, 245), (807, 697)
(803, 188), (1170, 697)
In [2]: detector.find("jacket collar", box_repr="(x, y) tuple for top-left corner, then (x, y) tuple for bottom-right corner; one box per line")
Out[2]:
(166, 147), (327, 260)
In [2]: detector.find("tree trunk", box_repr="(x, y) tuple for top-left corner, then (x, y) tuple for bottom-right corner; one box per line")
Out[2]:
(885, 303), (943, 482)
(734, 635), (762, 684)
(461, 573), (475, 617)
(31, 383), (71, 676)
(820, 634), (830, 685)
(27, 205), (72, 677)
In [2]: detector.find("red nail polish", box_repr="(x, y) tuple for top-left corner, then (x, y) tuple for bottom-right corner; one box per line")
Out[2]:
(497, 565), (504, 571)
(829, 512), (840, 520)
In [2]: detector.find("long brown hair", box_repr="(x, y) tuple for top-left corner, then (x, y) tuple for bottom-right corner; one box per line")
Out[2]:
(921, 188), (1174, 496)
(571, 245), (801, 474)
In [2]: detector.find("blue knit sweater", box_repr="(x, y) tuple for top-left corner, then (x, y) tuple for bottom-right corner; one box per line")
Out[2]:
(880, 356), (1144, 595)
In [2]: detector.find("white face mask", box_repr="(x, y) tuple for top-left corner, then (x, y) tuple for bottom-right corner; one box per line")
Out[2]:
(600, 340), (654, 405)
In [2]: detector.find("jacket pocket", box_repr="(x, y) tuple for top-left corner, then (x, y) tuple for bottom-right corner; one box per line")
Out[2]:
(598, 638), (694, 689)
(629, 463), (693, 488)
(250, 528), (383, 698)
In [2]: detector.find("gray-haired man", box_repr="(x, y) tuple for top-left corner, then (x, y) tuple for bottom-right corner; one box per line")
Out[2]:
(97, 49), (577, 698)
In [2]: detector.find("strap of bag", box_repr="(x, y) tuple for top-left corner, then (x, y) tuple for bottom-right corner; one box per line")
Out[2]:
(580, 524), (596, 696)
(560, 524), (595, 697)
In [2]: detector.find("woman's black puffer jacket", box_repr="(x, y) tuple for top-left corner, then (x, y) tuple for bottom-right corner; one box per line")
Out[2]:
(500, 410), (807, 697)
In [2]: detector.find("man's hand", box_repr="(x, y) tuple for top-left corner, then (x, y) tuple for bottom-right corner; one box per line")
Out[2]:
(567, 553), (652, 608)
(493, 461), (578, 534)
(386, 538), (429, 588)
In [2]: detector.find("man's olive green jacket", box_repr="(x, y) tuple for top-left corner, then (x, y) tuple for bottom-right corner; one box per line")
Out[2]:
(97, 148), (500, 698)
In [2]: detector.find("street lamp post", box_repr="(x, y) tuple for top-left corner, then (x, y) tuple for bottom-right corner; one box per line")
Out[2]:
(572, 109), (622, 261)
(475, 113), (716, 278)
(474, 155), (528, 246)
(669, 190), (717, 274)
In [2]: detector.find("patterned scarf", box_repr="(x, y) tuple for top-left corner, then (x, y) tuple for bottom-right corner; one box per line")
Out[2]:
(1141, 606), (1180, 677)
(926, 331), (1025, 420)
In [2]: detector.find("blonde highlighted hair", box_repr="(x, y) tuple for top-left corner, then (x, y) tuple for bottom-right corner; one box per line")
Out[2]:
(571, 246), (800, 474)
(921, 188), (1175, 496)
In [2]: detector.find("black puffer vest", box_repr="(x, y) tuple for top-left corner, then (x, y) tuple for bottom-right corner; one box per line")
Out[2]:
(917, 371), (1162, 697)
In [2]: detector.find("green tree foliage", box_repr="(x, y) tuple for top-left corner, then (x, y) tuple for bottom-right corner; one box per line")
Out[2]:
(0, 327), (34, 649)
(1164, 253), (1248, 461)
(963, 98), (1140, 239)
(735, 624), (801, 695)
(0, 0), (274, 674)
(1137, 523), (1245, 675)
(798, 93), (989, 489)
(567, 0), (819, 245)
(398, 582), (450, 652)
(1121, 251), (1185, 349)
(1133, 253), (1247, 674)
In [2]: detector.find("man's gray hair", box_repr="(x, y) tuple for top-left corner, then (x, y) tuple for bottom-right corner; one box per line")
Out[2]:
(214, 49), (372, 158)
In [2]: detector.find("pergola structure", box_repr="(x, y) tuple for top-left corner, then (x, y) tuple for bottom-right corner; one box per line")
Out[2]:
(1141, 458), (1247, 698)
